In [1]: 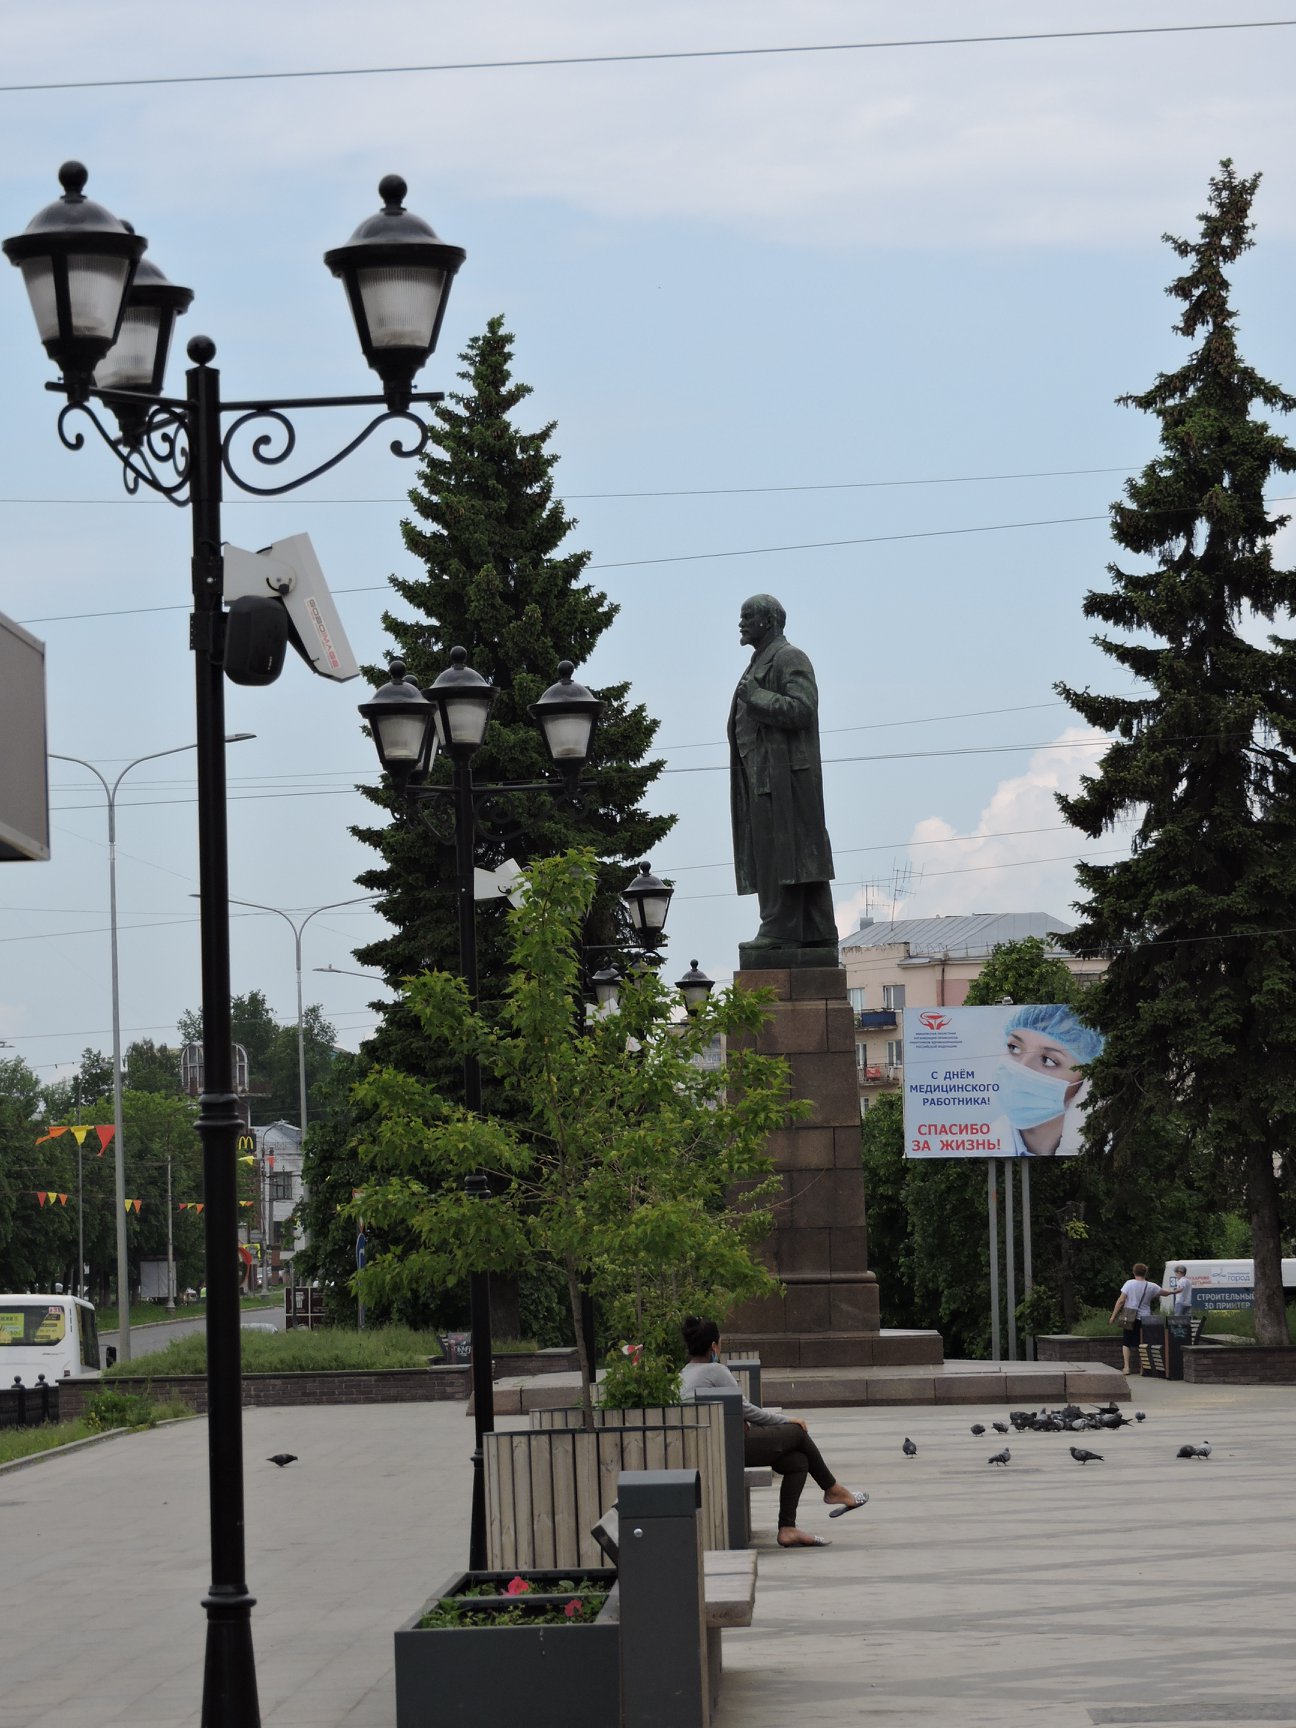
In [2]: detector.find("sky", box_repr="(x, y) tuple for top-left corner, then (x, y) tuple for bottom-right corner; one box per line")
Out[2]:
(2, 2), (1295, 1091)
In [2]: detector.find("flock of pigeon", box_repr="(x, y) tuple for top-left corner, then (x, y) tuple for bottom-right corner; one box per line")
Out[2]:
(898, 1404), (1214, 1467)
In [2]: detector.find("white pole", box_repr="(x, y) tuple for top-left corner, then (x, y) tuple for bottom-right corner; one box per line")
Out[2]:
(165, 1150), (176, 1313)
(1004, 1158), (1018, 1361)
(1021, 1161), (1034, 1361)
(987, 1160), (1001, 1361)
(53, 742), (252, 1359)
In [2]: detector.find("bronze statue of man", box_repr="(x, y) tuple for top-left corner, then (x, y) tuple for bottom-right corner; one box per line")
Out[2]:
(728, 594), (837, 958)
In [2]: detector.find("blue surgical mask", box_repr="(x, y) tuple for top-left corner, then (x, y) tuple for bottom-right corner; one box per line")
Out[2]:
(995, 1060), (1072, 1129)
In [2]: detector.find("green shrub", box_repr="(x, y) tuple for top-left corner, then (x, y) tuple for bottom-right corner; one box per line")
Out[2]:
(84, 1389), (158, 1432)
(597, 1348), (680, 1410)
(104, 1324), (444, 1379)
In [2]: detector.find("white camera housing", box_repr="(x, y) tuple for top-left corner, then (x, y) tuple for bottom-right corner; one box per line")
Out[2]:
(222, 533), (359, 682)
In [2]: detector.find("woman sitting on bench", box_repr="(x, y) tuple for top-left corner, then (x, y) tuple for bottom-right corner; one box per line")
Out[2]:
(680, 1316), (869, 1548)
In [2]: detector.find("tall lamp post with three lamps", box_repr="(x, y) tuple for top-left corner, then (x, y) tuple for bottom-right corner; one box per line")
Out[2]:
(5, 161), (467, 1728)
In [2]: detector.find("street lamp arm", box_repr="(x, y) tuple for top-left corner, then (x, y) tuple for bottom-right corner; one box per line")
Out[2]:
(52, 377), (445, 506)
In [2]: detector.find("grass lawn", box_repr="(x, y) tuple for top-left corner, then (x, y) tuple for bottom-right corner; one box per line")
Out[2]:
(1070, 1303), (1296, 1341)
(104, 1323), (447, 1377)
(0, 1391), (193, 1468)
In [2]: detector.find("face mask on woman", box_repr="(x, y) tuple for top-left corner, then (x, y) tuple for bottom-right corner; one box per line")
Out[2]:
(995, 1060), (1072, 1129)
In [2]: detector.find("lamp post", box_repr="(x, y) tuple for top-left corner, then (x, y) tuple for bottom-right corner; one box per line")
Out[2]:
(52, 737), (253, 1359)
(8, 161), (464, 1728)
(359, 651), (602, 1569)
(213, 894), (375, 1147)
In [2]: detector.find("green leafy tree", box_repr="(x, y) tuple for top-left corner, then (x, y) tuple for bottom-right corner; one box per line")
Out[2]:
(860, 942), (1227, 1351)
(124, 1039), (183, 1095)
(350, 852), (792, 1418)
(352, 316), (674, 1079)
(177, 992), (338, 1126)
(1058, 161), (1296, 1345)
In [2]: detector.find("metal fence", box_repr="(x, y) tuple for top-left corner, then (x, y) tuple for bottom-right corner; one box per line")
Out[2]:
(0, 1378), (61, 1429)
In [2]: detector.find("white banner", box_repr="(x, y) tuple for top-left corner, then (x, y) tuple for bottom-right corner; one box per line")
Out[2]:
(903, 1003), (1103, 1159)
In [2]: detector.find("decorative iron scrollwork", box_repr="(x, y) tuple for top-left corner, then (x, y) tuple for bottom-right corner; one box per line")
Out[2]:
(221, 404), (433, 497)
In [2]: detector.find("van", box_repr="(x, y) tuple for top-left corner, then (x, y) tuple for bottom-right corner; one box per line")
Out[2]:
(0, 1293), (101, 1382)
(1159, 1259), (1296, 1312)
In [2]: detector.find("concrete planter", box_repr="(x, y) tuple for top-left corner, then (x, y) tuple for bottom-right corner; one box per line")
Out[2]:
(1035, 1335), (1124, 1368)
(394, 1568), (618, 1728)
(1183, 1346), (1296, 1385)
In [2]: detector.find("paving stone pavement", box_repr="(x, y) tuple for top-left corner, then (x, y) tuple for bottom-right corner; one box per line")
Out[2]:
(715, 1375), (1296, 1728)
(1, 1377), (1293, 1727)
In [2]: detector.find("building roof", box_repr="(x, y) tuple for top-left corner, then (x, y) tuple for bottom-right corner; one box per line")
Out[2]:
(841, 912), (1074, 960)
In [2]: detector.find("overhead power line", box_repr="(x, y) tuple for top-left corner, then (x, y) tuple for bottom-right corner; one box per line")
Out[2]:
(0, 21), (1290, 96)
(0, 462), (1141, 506)
(21, 494), (1295, 628)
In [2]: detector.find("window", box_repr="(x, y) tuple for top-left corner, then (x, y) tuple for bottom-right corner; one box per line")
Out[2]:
(886, 1040), (904, 1067)
(847, 986), (866, 1012)
(882, 984), (905, 1011)
(855, 1042), (867, 1068)
(859, 1097), (870, 1118)
(270, 1173), (294, 1202)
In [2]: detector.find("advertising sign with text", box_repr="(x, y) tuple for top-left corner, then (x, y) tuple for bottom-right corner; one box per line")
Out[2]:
(903, 1003), (1103, 1159)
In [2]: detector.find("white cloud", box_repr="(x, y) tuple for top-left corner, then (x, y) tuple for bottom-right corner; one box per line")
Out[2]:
(1, 1), (1292, 250)
(845, 726), (1123, 927)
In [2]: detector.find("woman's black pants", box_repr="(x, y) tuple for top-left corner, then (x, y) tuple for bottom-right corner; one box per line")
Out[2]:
(744, 1421), (836, 1528)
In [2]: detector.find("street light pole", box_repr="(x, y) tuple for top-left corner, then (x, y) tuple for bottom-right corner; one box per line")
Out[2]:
(360, 652), (603, 1571)
(9, 162), (465, 1728)
(219, 894), (375, 1150)
(52, 737), (252, 1359)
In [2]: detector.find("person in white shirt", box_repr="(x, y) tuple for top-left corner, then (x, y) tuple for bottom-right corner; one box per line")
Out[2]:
(1165, 1265), (1193, 1317)
(1110, 1262), (1164, 1377)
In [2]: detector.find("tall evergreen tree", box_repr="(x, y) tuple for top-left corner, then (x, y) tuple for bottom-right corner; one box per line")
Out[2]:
(1059, 162), (1296, 1345)
(353, 316), (674, 1076)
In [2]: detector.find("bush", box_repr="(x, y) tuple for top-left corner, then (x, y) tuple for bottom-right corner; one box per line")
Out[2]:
(597, 1347), (681, 1410)
(84, 1389), (159, 1431)
(103, 1324), (444, 1378)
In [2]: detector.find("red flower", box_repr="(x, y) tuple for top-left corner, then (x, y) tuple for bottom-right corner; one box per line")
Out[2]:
(505, 1576), (531, 1596)
(564, 1599), (581, 1618)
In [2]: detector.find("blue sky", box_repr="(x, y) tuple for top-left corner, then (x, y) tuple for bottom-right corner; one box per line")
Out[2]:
(2, 2), (1294, 1086)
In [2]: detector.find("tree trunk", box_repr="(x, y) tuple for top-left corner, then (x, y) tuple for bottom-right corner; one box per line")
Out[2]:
(488, 1272), (521, 1342)
(1246, 1144), (1291, 1347)
(565, 1260), (595, 1430)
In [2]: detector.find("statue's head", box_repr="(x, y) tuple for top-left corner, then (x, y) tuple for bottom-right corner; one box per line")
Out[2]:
(739, 594), (786, 646)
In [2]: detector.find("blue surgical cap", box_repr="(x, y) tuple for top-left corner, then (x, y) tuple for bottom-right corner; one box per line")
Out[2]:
(1003, 1003), (1102, 1064)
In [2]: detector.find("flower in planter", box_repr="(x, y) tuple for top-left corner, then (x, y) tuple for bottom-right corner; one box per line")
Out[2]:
(505, 1576), (531, 1596)
(563, 1599), (581, 1619)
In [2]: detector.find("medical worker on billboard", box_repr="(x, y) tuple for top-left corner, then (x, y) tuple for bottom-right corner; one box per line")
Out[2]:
(990, 1005), (1103, 1157)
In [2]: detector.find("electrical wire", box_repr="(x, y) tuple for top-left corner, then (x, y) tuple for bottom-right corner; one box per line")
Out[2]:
(0, 21), (1289, 96)
(19, 494), (1296, 628)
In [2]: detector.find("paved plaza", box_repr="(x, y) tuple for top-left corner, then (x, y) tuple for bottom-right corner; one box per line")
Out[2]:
(2, 1376), (1293, 1727)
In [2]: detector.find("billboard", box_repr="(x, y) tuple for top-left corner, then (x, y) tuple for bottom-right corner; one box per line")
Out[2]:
(903, 1003), (1103, 1159)
(0, 609), (49, 862)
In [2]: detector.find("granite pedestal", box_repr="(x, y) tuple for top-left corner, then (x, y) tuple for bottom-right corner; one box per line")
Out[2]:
(725, 963), (941, 1371)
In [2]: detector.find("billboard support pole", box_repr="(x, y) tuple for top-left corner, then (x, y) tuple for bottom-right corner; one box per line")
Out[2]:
(987, 1161), (1001, 1362)
(1004, 1158), (1018, 1361)
(1021, 1162), (1034, 1361)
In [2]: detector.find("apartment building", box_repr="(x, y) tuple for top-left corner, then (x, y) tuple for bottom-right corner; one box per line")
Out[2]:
(840, 912), (1106, 1111)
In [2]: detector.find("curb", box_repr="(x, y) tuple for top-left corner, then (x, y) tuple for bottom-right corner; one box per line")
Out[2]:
(0, 1415), (195, 1476)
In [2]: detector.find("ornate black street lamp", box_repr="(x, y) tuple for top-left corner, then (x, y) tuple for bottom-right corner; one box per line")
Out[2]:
(622, 861), (674, 951)
(5, 161), (464, 1728)
(675, 959), (716, 1015)
(360, 651), (602, 1569)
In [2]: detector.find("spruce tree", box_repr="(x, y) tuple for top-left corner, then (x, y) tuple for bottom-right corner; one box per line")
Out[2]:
(352, 316), (673, 1077)
(1058, 162), (1296, 1346)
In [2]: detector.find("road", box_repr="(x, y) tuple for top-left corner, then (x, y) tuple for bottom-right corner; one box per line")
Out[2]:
(100, 1305), (285, 1359)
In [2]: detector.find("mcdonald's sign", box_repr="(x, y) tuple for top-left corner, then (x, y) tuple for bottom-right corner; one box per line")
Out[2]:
(236, 1135), (256, 1154)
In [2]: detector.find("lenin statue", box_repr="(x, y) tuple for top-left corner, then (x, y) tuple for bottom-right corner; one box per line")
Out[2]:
(729, 594), (838, 962)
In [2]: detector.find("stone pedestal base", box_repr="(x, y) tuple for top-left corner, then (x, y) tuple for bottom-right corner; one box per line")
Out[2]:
(725, 963), (940, 1372)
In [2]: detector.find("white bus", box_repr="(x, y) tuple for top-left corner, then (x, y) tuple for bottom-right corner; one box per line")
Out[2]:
(0, 1293), (102, 1382)
(1160, 1259), (1296, 1312)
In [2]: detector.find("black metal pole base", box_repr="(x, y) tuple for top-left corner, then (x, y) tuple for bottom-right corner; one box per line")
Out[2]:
(201, 1587), (261, 1727)
(469, 1445), (487, 1572)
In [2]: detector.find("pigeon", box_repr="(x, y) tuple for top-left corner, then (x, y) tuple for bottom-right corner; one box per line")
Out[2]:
(1135, 1411), (1146, 1422)
(988, 1447), (1011, 1466)
(1198, 1440), (1212, 1457)
(1068, 1418), (1088, 1432)
(902, 1437), (918, 1457)
(267, 1453), (298, 1468)
(1070, 1446), (1104, 1464)
(970, 1424), (985, 1436)
(1176, 1444), (1211, 1460)
(992, 1421), (1009, 1434)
